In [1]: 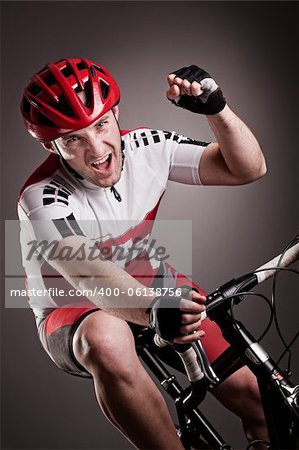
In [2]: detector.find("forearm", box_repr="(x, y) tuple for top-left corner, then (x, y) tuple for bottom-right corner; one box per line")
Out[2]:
(72, 261), (155, 325)
(50, 236), (155, 326)
(207, 105), (267, 183)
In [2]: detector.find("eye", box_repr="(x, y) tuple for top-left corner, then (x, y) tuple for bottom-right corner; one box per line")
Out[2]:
(96, 120), (108, 129)
(66, 135), (80, 144)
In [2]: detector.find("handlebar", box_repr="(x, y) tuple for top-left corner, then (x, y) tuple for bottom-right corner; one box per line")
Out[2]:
(154, 236), (299, 393)
(203, 236), (299, 320)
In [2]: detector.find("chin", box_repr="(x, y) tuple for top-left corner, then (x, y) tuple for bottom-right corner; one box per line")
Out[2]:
(96, 172), (122, 188)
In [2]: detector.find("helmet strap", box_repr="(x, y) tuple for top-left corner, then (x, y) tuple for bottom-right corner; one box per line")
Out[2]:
(52, 141), (84, 180)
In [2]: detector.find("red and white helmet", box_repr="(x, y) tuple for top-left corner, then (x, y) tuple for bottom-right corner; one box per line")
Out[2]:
(21, 57), (120, 141)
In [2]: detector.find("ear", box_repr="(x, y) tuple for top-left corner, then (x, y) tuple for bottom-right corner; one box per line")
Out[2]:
(41, 142), (57, 153)
(112, 105), (119, 121)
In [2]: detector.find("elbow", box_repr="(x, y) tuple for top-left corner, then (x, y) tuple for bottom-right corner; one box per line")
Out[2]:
(254, 144), (268, 179)
(254, 157), (267, 181)
(243, 156), (267, 184)
(260, 159), (267, 177)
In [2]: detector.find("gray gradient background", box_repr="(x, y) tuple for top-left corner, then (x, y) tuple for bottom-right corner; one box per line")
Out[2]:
(1, 1), (298, 449)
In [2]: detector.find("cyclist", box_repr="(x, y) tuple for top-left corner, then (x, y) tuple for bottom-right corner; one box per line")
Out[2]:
(19, 57), (268, 449)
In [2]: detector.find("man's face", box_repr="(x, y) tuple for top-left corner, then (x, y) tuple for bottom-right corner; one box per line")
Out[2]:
(53, 108), (123, 188)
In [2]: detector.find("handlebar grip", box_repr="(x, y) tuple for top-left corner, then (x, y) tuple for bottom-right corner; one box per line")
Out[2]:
(176, 345), (205, 382)
(153, 334), (219, 385)
(255, 240), (299, 283)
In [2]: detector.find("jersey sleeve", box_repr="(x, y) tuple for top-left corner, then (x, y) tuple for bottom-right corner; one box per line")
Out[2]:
(167, 132), (209, 185)
(123, 128), (209, 186)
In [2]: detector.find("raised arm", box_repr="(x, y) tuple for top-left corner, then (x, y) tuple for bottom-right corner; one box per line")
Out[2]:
(167, 65), (267, 186)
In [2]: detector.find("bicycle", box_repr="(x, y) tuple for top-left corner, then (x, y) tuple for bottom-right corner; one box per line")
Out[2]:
(135, 235), (299, 449)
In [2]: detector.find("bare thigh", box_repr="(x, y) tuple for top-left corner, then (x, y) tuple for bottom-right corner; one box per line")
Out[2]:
(72, 310), (142, 380)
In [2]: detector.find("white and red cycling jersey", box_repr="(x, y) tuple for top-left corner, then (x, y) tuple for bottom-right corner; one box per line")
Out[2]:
(18, 128), (209, 324)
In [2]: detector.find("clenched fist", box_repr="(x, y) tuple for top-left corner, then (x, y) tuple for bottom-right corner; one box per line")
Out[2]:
(167, 65), (226, 115)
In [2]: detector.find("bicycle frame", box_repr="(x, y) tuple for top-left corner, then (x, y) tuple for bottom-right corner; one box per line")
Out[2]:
(136, 328), (233, 450)
(136, 239), (299, 449)
(136, 314), (298, 449)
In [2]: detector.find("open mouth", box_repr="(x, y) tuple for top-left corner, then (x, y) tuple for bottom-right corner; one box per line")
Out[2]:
(91, 153), (113, 174)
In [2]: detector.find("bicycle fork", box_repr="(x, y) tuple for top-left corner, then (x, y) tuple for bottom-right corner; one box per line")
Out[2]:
(213, 314), (299, 450)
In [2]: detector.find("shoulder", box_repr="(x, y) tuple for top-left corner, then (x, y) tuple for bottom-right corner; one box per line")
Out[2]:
(18, 153), (61, 201)
(18, 154), (79, 218)
(120, 128), (182, 156)
(121, 128), (208, 148)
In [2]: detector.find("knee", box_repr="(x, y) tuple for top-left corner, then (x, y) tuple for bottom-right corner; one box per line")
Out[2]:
(215, 367), (268, 441)
(215, 367), (264, 420)
(73, 311), (138, 383)
(235, 372), (268, 441)
(233, 372), (264, 422)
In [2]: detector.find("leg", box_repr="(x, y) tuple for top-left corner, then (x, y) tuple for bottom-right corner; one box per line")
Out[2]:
(72, 310), (185, 450)
(212, 366), (269, 448)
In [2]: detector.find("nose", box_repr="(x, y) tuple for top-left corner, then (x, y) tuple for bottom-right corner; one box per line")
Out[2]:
(85, 133), (104, 157)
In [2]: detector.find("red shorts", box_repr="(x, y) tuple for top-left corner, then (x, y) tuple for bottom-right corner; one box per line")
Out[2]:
(38, 294), (230, 378)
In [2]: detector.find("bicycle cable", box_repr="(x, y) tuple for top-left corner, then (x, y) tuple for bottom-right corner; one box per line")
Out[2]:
(218, 261), (299, 374)
(225, 266), (299, 344)
(229, 291), (273, 342)
(252, 267), (299, 343)
(227, 285), (299, 374)
(270, 234), (299, 373)
(275, 330), (299, 368)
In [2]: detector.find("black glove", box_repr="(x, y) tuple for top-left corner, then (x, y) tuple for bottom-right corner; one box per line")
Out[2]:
(147, 294), (183, 342)
(169, 65), (226, 115)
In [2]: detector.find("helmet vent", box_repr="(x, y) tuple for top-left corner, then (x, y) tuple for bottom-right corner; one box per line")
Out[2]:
(37, 112), (56, 127)
(100, 80), (109, 100)
(77, 61), (87, 71)
(29, 83), (42, 97)
(61, 65), (73, 78)
(77, 79), (92, 108)
(49, 96), (75, 118)
(42, 71), (56, 87)
(22, 98), (31, 115)
(93, 65), (106, 75)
